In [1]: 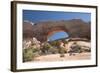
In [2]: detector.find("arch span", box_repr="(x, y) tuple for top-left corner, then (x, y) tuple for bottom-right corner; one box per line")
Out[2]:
(23, 19), (90, 42)
(47, 27), (69, 41)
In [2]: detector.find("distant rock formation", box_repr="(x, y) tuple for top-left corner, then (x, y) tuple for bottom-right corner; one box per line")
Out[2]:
(23, 19), (90, 42)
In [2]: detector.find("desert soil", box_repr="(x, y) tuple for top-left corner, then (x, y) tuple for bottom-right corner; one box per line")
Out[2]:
(33, 53), (91, 62)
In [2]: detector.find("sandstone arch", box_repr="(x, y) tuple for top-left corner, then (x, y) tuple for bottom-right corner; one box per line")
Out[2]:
(47, 26), (69, 41)
(23, 19), (90, 42)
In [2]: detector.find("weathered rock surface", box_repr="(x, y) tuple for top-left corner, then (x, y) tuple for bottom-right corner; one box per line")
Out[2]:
(23, 19), (90, 42)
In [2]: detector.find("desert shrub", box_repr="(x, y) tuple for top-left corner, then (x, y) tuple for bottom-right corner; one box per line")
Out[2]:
(72, 47), (81, 53)
(41, 42), (60, 55)
(23, 47), (41, 62)
(50, 41), (60, 47)
(63, 40), (68, 44)
(69, 43), (82, 53)
(48, 47), (59, 54)
(32, 47), (41, 56)
(41, 42), (51, 54)
(23, 48), (33, 62)
(58, 47), (67, 57)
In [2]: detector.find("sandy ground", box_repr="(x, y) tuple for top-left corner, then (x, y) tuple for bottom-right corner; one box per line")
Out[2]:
(33, 53), (91, 62)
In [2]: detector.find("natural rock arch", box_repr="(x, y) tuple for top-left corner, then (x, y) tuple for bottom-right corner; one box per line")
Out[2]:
(23, 19), (90, 42)
(47, 26), (69, 41)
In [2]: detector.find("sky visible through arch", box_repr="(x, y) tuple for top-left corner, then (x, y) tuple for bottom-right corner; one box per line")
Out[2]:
(48, 31), (69, 41)
(23, 10), (91, 41)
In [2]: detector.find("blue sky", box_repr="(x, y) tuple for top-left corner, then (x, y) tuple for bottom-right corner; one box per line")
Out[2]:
(23, 10), (91, 23)
(23, 10), (91, 41)
(48, 31), (69, 41)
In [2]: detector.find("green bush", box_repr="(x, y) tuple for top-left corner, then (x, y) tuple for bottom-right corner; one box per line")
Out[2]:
(50, 41), (60, 47)
(23, 48), (33, 62)
(23, 47), (40, 62)
(41, 42), (60, 54)
(48, 47), (59, 54)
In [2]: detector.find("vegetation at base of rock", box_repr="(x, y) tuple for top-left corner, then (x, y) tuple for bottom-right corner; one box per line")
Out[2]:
(41, 42), (59, 55)
(23, 37), (91, 62)
(23, 47), (41, 62)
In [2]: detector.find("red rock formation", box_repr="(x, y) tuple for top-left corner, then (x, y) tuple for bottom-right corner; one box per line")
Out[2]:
(23, 19), (90, 42)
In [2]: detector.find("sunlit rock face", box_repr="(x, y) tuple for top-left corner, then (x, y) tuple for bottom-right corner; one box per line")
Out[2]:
(23, 37), (41, 49)
(64, 38), (91, 52)
(23, 19), (90, 42)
